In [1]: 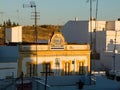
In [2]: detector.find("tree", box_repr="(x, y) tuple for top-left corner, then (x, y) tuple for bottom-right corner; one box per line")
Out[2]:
(7, 19), (12, 27)
(12, 22), (16, 26)
(3, 21), (6, 27)
(2, 19), (19, 28)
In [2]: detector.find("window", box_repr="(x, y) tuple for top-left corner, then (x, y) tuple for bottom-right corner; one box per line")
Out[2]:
(26, 62), (36, 77)
(78, 62), (84, 75)
(64, 62), (70, 75)
(55, 58), (60, 76)
(42, 63), (52, 76)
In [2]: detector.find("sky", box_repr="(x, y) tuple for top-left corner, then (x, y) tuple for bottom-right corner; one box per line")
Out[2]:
(0, 0), (120, 26)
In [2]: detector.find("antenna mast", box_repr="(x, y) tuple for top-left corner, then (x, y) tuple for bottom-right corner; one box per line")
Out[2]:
(0, 12), (4, 25)
(23, 1), (40, 76)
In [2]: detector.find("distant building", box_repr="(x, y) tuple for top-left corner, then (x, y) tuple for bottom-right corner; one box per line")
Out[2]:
(5, 26), (22, 43)
(60, 20), (120, 71)
(60, 20), (106, 44)
(18, 31), (91, 77)
(60, 20), (90, 44)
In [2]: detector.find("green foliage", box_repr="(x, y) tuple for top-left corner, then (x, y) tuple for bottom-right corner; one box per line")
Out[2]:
(2, 19), (19, 28)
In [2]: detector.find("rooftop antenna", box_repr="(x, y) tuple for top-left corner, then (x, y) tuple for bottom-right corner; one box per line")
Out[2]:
(23, 1), (40, 76)
(86, 0), (97, 85)
(16, 10), (20, 25)
(23, 1), (39, 28)
(93, 0), (98, 54)
(86, 0), (93, 49)
(0, 12), (4, 25)
(113, 31), (117, 74)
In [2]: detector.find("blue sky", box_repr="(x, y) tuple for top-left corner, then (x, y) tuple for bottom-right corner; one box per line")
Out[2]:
(0, 0), (120, 25)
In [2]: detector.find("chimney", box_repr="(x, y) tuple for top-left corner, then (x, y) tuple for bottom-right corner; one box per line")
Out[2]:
(75, 17), (78, 21)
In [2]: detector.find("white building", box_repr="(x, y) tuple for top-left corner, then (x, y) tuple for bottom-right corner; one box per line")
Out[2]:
(106, 21), (120, 30)
(60, 20), (120, 71)
(0, 46), (19, 79)
(5, 26), (22, 43)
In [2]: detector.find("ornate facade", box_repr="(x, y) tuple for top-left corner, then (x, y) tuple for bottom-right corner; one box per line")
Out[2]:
(18, 32), (91, 77)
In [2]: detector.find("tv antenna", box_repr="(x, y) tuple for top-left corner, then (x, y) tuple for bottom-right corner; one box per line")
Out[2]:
(0, 12), (4, 25)
(23, 1), (40, 29)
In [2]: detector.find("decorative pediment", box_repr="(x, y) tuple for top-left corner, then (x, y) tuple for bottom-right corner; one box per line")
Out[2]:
(50, 32), (66, 50)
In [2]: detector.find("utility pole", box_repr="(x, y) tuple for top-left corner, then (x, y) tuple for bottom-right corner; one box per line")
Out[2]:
(113, 30), (120, 73)
(21, 72), (24, 90)
(89, 0), (93, 85)
(93, 0), (98, 54)
(87, 0), (99, 84)
(16, 10), (20, 25)
(23, 1), (39, 76)
(113, 30), (118, 74)
(41, 63), (54, 90)
(90, 0), (92, 50)
(87, 0), (98, 52)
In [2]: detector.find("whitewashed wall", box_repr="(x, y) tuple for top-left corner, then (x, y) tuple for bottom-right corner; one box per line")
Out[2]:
(0, 63), (17, 79)
(89, 21), (106, 32)
(5, 26), (22, 43)
(61, 20), (120, 72)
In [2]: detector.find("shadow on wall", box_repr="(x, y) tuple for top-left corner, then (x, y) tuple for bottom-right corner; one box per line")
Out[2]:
(23, 62), (88, 77)
(107, 39), (120, 52)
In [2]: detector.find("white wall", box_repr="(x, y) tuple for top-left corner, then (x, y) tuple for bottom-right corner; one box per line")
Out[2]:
(115, 21), (120, 30)
(89, 21), (106, 32)
(0, 63), (17, 79)
(5, 26), (22, 43)
(61, 20), (120, 72)
(11, 26), (22, 42)
(106, 31), (115, 52)
(92, 52), (120, 72)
